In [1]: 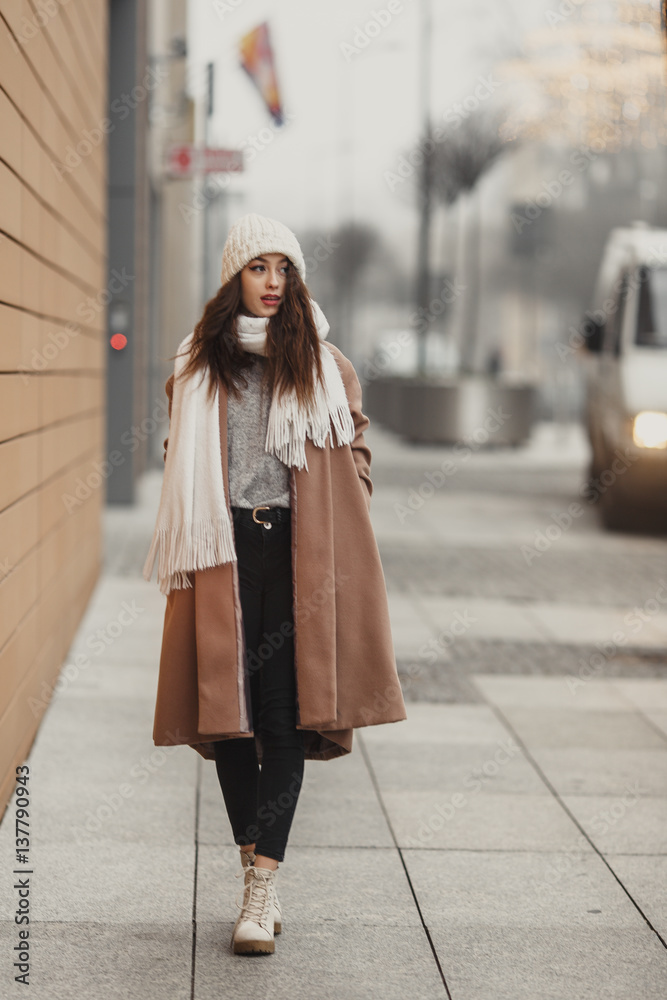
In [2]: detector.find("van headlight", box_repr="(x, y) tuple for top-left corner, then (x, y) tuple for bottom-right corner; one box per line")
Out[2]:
(632, 411), (667, 449)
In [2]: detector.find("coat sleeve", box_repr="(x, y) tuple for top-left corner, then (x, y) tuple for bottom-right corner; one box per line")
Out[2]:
(336, 352), (373, 510)
(163, 373), (175, 463)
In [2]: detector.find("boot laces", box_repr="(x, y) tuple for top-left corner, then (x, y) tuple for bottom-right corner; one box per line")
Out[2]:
(235, 868), (273, 927)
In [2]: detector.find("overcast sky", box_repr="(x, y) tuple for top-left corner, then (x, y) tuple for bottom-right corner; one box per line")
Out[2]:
(186, 0), (546, 261)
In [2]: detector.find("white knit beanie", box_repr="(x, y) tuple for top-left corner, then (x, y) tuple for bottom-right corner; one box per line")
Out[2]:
(220, 213), (306, 287)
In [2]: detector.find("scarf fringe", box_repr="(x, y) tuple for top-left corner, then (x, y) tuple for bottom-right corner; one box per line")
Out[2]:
(265, 403), (355, 470)
(263, 349), (356, 471)
(143, 513), (236, 595)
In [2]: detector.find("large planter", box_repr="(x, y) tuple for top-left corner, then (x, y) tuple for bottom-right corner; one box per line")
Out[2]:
(366, 374), (537, 446)
(363, 375), (406, 434)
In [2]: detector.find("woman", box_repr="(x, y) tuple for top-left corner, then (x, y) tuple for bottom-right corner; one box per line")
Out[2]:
(143, 213), (406, 956)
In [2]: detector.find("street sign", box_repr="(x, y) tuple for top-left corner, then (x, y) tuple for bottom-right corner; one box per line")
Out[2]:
(166, 145), (244, 177)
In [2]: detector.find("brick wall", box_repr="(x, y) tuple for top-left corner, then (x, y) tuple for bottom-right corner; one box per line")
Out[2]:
(0, 1), (109, 816)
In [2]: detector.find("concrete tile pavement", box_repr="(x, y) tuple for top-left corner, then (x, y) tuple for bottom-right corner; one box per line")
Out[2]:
(0, 422), (666, 998)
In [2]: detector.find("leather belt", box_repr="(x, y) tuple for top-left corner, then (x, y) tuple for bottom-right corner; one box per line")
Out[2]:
(230, 505), (291, 530)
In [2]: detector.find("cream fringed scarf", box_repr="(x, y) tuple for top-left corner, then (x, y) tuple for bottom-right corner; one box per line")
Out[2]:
(142, 300), (355, 595)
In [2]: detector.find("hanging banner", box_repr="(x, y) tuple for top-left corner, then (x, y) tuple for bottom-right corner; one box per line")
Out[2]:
(239, 21), (284, 126)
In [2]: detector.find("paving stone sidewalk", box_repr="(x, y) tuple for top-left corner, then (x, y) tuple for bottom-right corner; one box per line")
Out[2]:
(1, 422), (666, 999)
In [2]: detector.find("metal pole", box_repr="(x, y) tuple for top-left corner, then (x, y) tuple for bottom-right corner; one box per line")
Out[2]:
(202, 61), (214, 304)
(415, 0), (433, 376)
(336, 52), (355, 361)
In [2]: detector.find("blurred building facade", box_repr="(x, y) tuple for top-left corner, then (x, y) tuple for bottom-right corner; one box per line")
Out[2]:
(0, 1), (109, 815)
(146, 0), (199, 459)
(0, 0), (190, 816)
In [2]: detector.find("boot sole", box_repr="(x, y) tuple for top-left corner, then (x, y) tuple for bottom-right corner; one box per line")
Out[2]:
(233, 938), (275, 955)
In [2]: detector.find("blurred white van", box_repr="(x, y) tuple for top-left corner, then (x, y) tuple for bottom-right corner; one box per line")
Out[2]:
(581, 225), (667, 531)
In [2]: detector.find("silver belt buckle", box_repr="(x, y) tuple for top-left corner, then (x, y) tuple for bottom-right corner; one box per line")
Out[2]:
(252, 505), (272, 529)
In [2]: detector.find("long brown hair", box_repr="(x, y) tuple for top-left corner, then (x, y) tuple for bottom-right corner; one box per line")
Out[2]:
(171, 263), (325, 406)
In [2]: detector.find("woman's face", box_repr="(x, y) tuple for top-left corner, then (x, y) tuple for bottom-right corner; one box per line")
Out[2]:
(239, 253), (289, 318)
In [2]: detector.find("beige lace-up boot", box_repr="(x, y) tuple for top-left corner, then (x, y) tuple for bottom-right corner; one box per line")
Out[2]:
(231, 865), (279, 954)
(239, 849), (282, 933)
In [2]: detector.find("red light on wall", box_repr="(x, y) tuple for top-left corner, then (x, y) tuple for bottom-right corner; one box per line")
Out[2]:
(110, 334), (127, 350)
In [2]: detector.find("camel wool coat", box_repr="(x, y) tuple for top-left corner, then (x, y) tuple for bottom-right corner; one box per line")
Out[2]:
(152, 341), (407, 763)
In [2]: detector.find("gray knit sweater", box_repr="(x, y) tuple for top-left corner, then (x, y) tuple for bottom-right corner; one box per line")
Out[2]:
(226, 354), (290, 508)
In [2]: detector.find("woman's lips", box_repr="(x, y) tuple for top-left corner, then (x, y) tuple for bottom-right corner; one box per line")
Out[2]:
(261, 296), (280, 304)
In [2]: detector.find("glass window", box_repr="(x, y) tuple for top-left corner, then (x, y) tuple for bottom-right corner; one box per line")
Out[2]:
(636, 267), (667, 348)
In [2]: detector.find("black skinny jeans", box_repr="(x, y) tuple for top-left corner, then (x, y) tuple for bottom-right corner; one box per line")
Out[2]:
(213, 509), (305, 863)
